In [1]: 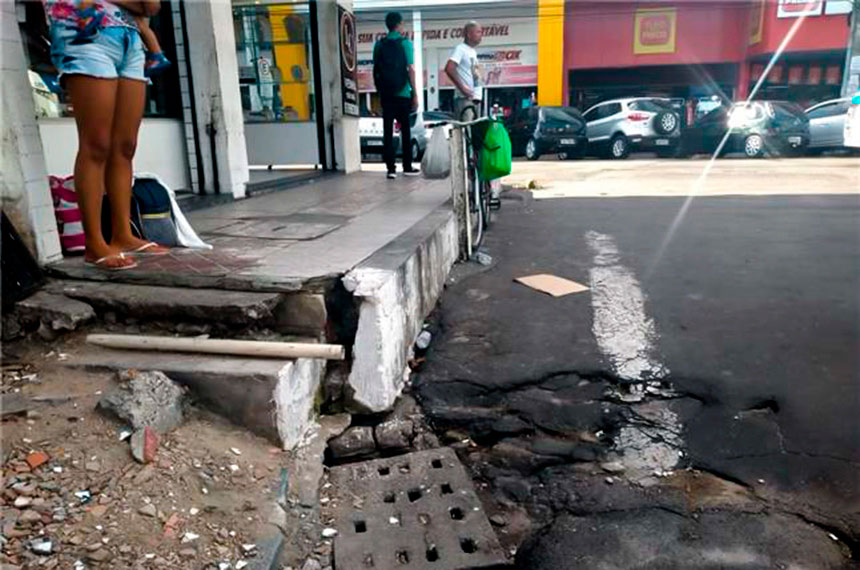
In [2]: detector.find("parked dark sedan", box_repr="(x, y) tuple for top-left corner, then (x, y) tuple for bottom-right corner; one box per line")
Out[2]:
(679, 101), (809, 158)
(506, 106), (588, 160)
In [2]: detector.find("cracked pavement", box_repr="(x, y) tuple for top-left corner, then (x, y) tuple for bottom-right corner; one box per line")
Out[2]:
(413, 186), (859, 568)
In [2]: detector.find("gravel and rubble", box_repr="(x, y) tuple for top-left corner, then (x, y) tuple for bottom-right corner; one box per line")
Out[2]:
(0, 338), (293, 570)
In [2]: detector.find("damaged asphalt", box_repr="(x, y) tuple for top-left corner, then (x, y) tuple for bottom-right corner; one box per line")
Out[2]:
(413, 193), (860, 568)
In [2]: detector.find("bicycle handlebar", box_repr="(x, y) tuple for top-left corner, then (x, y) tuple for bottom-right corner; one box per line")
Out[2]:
(425, 116), (493, 129)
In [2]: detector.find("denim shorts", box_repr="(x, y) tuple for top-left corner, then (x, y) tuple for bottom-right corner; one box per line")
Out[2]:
(50, 24), (145, 83)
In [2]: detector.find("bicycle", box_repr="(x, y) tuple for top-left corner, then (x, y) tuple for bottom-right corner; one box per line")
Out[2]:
(430, 105), (501, 256)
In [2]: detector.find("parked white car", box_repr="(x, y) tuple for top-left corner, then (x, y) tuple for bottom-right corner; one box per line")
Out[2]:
(583, 97), (681, 159)
(844, 98), (860, 151)
(804, 98), (850, 151)
(359, 110), (427, 162)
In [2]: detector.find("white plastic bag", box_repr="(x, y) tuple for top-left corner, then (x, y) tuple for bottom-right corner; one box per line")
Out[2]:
(421, 126), (451, 179)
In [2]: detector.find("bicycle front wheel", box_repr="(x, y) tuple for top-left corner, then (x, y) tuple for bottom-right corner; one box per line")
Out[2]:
(467, 166), (484, 252)
(479, 180), (491, 231)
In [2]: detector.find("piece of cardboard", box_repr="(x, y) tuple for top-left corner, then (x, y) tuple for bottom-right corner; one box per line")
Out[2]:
(515, 274), (590, 298)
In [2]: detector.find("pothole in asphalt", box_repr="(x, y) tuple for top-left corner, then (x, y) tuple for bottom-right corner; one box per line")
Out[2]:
(609, 399), (684, 484)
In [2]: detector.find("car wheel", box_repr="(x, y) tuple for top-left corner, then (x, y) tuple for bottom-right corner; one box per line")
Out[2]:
(525, 138), (540, 161)
(743, 134), (764, 158)
(609, 135), (629, 159)
(411, 140), (422, 162)
(655, 112), (679, 135)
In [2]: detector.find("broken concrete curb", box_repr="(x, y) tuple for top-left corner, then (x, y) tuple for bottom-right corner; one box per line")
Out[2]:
(16, 291), (95, 332)
(97, 370), (187, 434)
(328, 426), (375, 459)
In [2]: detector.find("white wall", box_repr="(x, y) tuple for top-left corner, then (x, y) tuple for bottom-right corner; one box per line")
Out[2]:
(184, 0), (249, 198)
(39, 118), (192, 191)
(1, 1), (61, 263)
(318, 0), (361, 173)
(245, 122), (320, 166)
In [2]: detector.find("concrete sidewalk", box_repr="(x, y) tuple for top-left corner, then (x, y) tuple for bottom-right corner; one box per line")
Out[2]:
(50, 172), (452, 292)
(46, 171), (459, 448)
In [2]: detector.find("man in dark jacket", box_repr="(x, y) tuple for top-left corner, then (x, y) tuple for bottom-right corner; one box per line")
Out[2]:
(373, 12), (419, 179)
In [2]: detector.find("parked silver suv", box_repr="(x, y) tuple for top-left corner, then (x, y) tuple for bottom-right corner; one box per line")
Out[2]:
(583, 98), (681, 159)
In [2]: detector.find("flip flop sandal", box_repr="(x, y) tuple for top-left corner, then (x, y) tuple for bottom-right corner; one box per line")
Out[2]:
(126, 242), (170, 256)
(84, 253), (138, 271)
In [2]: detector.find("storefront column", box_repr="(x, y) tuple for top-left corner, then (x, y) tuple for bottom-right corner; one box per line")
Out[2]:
(537, 0), (564, 106)
(317, 0), (360, 173)
(427, 48), (440, 111)
(736, 61), (751, 100)
(412, 10), (424, 112)
(1, 1), (61, 263)
(183, 0), (249, 199)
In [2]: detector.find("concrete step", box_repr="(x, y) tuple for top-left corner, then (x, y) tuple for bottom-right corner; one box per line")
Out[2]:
(65, 345), (325, 449)
(44, 280), (328, 336)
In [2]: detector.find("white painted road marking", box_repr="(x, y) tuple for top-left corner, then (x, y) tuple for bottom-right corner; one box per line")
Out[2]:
(585, 230), (681, 480)
(585, 231), (668, 381)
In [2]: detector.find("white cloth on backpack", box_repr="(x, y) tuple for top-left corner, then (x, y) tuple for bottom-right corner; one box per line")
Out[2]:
(133, 172), (212, 250)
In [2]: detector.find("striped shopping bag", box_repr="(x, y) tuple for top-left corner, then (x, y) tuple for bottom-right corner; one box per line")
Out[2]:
(49, 175), (85, 255)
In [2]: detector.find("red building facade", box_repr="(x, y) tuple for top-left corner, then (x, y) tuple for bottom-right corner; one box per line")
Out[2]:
(563, 0), (850, 111)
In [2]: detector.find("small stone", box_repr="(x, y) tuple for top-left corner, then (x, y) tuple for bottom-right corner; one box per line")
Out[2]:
(85, 461), (100, 472)
(188, 508), (199, 516)
(20, 510), (43, 524)
(14, 497), (32, 508)
(130, 426), (159, 464)
(600, 461), (626, 474)
(26, 451), (49, 470)
(30, 538), (53, 554)
(605, 477), (615, 485)
(236, 562), (248, 570)
(181, 532), (199, 543)
(230, 447), (242, 456)
(489, 514), (507, 527)
(374, 418), (414, 450)
(12, 482), (36, 496)
(89, 505), (108, 518)
(138, 504), (157, 518)
(133, 465), (156, 485)
(87, 549), (111, 563)
(119, 545), (133, 554)
(179, 548), (196, 558)
(97, 370), (186, 433)
(301, 559), (323, 570)
(321, 528), (337, 538)
(328, 427), (376, 459)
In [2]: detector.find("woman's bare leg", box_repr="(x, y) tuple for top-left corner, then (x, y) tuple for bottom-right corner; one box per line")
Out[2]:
(65, 75), (133, 268)
(105, 78), (167, 253)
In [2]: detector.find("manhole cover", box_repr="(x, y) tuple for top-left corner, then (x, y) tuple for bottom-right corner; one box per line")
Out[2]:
(328, 448), (507, 570)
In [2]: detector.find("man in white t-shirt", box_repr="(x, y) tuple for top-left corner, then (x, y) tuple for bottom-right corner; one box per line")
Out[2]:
(445, 21), (483, 121)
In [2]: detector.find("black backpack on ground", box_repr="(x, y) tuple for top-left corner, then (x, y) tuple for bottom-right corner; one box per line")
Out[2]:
(373, 37), (408, 95)
(132, 177), (178, 246)
(101, 177), (178, 247)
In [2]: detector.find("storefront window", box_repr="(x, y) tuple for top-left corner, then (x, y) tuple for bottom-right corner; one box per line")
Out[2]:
(16, 0), (181, 119)
(233, 3), (315, 123)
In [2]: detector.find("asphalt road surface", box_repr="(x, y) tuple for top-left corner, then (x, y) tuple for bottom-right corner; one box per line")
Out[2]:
(413, 157), (860, 569)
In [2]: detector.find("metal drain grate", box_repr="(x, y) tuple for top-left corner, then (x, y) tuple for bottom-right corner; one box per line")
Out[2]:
(328, 448), (507, 570)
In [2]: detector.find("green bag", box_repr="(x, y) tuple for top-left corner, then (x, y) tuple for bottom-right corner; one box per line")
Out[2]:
(478, 121), (512, 181)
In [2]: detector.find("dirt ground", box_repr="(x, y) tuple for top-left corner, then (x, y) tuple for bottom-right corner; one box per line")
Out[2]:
(1, 335), (287, 570)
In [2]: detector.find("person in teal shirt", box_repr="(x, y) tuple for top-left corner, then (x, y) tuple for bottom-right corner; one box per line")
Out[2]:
(373, 12), (419, 179)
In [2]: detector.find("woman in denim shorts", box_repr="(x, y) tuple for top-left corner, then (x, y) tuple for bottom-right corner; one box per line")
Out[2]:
(46, 0), (168, 270)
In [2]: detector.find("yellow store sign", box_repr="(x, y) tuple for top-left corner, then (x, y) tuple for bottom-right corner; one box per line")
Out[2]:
(634, 8), (677, 55)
